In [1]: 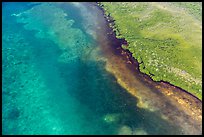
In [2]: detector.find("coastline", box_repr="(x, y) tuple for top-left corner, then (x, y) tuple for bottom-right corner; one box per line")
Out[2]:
(97, 2), (201, 102)
(3, 2), (201, 135)
(98, 2), (202, 100)
(95, 2), (202, 134)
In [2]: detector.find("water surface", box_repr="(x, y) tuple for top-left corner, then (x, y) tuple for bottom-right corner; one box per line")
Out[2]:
(2, 2), (201, 135)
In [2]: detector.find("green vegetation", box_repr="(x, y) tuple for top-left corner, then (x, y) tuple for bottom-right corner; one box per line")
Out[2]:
(171, 2), (202, 21)
(100, 2), (202, 99)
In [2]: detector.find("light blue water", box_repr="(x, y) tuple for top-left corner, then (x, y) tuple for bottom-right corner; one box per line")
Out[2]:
(2, 2), (182, 135)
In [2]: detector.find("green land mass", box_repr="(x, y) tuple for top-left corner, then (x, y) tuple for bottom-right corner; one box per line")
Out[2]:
(100, 2), (202, 100)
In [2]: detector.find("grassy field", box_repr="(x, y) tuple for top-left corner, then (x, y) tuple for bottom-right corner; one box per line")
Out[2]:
(100, 2), (202, 100)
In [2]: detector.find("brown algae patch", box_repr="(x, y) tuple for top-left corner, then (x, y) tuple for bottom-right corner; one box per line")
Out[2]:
(102, 42), (202, 134)
(105, 56), (153, 110)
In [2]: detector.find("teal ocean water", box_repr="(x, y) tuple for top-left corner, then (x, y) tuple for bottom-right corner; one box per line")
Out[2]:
(2, 2), (198, 135)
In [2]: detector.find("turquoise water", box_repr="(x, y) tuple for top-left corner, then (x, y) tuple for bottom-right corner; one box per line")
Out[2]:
(2, 2), (182, 135)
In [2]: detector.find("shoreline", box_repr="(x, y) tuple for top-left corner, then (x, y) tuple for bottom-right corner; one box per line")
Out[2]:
(96, 2), (201, 102)
(95, 2), (201, 134)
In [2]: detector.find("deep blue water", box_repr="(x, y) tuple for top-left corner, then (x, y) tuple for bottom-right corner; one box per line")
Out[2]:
(2, 2), (182, 135)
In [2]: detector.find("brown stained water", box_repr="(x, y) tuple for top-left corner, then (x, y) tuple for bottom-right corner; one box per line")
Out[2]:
(2, 2), (202, 135)
(84, 2), (202, 135)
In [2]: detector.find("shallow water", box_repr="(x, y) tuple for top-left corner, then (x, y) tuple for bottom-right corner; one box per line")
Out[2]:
(2, 2), (201, 135)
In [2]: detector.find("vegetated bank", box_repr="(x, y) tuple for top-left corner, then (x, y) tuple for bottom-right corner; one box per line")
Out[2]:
(98, 2), (202, 100)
